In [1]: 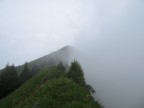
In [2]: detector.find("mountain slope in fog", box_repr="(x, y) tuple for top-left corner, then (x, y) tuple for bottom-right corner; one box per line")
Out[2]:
(16, 46), (74, 72)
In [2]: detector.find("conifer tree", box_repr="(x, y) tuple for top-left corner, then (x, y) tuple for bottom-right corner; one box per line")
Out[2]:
(20, 62), (31, 84)
(67, 60), (86, 86)
(57, 62), (65, 71)
(31, 65), (40, 76)
(0, 64), (19, 99)
(67, 60), (95, 94)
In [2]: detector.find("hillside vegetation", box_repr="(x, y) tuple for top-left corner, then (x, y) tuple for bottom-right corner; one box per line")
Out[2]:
(0, 61), (102, 108)
(0, 46), (74, 100)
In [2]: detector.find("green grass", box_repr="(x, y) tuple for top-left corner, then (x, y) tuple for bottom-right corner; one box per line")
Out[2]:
(0, 67), (102, 108)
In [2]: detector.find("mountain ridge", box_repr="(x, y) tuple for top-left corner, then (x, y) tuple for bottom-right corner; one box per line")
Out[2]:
(16, 45), (74, 73)
(0, 66), (102, 108)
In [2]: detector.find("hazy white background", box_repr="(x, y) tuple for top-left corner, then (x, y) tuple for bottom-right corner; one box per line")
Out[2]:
(0, 0), (144, 108)
(0, 0), (130, 68)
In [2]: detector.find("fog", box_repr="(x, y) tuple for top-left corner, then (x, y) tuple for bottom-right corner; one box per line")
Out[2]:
(75, 0), (144, 108)
(1, 0), (144, 108)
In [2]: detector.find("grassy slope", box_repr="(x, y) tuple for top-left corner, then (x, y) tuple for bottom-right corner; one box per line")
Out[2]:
(0, 67), (102, 108)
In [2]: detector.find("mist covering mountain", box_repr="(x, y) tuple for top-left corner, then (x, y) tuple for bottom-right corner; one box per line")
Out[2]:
(0, 46), (102, 108)
(0, 0), (144, 108)
(16, 46), (74, 72)
(30, 46), (74, 65)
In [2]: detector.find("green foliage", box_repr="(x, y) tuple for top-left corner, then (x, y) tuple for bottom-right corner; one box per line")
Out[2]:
(67, 60), (86, 86)
(0, 65), (102, 108)
(0, 64), (19, 100)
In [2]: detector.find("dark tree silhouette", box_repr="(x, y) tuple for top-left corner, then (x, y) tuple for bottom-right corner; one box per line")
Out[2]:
(20, 62), (31, 84)
(57, 62), (66, 71)
(0, 64), (19, 99)
(31, 65), (40, 76)
(67, 60), (95, 94)
(67, 60), (86, 86)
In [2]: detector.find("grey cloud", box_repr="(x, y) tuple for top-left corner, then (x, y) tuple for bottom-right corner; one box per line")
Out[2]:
(75, 0), (144, 108)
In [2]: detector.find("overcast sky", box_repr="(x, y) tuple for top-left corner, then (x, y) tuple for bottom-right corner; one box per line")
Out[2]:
(0, 0), (130, 69)
(1, 0), (144, 108)
(0, 0), (81, 68)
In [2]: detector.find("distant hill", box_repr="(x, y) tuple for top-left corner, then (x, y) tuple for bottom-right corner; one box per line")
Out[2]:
(16, 46), (74, 73)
